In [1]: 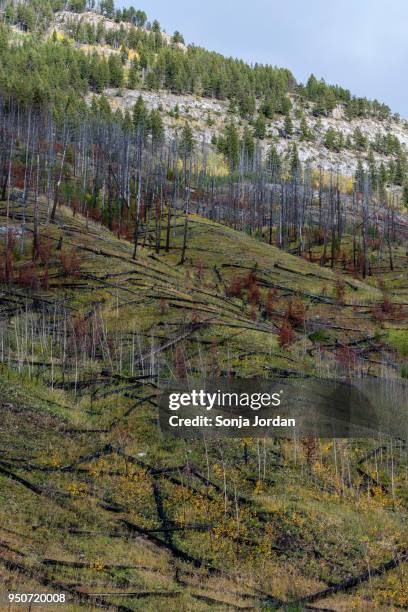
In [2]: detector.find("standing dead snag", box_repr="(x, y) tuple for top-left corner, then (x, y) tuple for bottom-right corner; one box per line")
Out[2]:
(179, 187), (193, 265)
(2, 230), (15, 285)
(32, 152), (40, 261)
(50, 128), (69, 222)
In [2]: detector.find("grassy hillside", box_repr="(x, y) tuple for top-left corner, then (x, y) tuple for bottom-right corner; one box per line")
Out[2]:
(0, 200), (407, 610)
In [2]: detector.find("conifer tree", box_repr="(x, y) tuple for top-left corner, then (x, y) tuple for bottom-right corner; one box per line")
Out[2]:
(133, 95), (148, 133)
(254, 115), (266, 140)
(284, 114), (293, 138)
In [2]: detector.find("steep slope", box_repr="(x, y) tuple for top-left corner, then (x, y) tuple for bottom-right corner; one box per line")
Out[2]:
(0, 201), (407, 610)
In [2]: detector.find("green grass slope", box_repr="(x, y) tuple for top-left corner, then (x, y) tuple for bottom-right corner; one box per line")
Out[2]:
(0, 202), (407, 610)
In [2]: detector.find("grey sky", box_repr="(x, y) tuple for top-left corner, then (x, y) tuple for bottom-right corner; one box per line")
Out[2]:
(117, 0), (407, 117)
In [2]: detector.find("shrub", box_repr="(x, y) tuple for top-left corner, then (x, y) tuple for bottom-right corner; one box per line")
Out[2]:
(1, 230), (16, 283)
(387, 330), (408, 356)
(250, 304), (258, 321)
(301, 435), (317, 465)
(335, 345), (356, 371)
(380, 294), (394, 314)
(227, 275), (243, 298)
(18, 262), (40, 291)
(196, 259), (205, 281)
(41, 268), (49, 290)
(248, 282), (261, 305)
(286, 297), (305, 326)
(371, 304), (385, 325)
(60, 248), (81, 277)
(309, 328), (330, 344)
(38, 237), (53, 265)
(372, 294), (404, 323)
(335, 276), (346, 304)
(278, 320), (294, 347)
(265, 288), (278, 317)
(174, 345), (187, 379)
(158, 298), (169, 315)
(242, 271), (257, 289)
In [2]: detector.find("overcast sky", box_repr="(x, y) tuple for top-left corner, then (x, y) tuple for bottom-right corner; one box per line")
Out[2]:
(117, 0), (407, 117)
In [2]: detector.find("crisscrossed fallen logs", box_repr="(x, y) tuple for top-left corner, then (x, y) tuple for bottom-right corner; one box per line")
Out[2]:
(0, 555), (135, 612)
(291, 549), (408, 606)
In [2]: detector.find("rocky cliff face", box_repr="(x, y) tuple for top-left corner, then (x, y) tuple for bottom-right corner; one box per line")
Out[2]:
(102, 86), (408, 177)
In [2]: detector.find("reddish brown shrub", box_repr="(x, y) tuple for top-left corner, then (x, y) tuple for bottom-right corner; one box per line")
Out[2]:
(278, 320), (295, 348)
(250, 304), (258, 321)
(1, 230), (16, 284)
(38, 237), (53, 265)
(335, 276), (346, 304)
(227, 275), (244, 298)
(301, 435), (317, 465)
(371, 304), (385, 325)
(174, 345), (187, 379)
(60, 249), (81, 277)
(314, 228), (325, 245)
(377, 279), (386, 293)
(18, 262), (40, 291)
(243, 271), (257, 290)
(335, 345), (356, 371)
(286, 297), (306, 326)
(158, 299), (169, 315)
(67, 314), (90, 356)
(248, 282), (261, 306)
(372, 293), (404, 323)
(196, 259), (205, 281)
(380, 294), (394, 314)
(88, 207), (102, 223)
(121, 224), (133, 241)
(41, 268), (49, 290)
(265, 288), (278, 317)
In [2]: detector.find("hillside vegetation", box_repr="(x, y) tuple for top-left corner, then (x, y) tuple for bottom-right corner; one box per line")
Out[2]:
(0, 201), (407, 610)
(0, 1), (407, 610)
(2, 0), (408, 178)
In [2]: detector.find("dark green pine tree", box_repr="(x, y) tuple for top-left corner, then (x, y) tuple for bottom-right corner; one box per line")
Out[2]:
(254, 115), (266, 140)
(402, 183), (408, 208)
(100, 0), (115, 18)
(150, 109), (164, 146)
(283, 114), (293, 138)
(180, 122), (194, 157)
(108, 53), (124, 88)
(354, 159), (365, 193)
(224, 123), (240, 170)
(172, 31), (185, 44)
(324, 128), (336, 151)
(133, 95), (148, 133)
(267, 144), (281, 178)
(300, 116), (310, 141)
(127, 59), (140, 89)
(394, 152), (406, 186)
(242, 126), (254, 162)
(290, 143), (301, 176)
